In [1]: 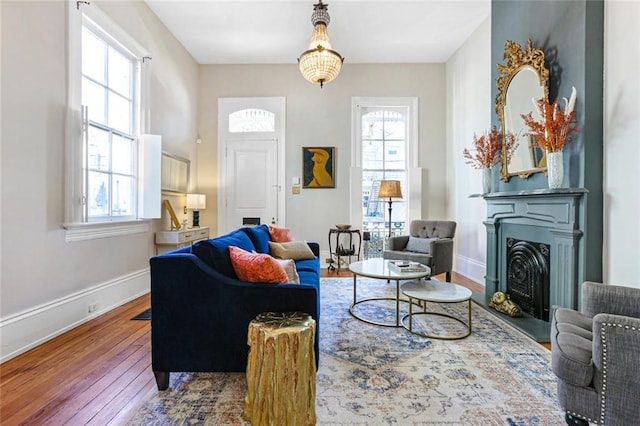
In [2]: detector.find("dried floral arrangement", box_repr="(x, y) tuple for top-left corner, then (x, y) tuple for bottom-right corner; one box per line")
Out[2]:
(521, 87), (579, 153)
(463, 126), (518, 169)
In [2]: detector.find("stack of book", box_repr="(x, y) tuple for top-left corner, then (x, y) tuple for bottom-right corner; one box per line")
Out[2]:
(387, 260), (427, 273)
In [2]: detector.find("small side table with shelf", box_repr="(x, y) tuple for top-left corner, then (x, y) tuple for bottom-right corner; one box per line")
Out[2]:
(328, 228), (362, 272)
(155, 227), (209, 255)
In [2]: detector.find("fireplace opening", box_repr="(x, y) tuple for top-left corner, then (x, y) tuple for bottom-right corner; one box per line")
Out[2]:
(506, 238), (550, 321)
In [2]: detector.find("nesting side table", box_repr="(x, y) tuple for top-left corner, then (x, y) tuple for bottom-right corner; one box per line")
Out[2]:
(400, 279), (473, 340)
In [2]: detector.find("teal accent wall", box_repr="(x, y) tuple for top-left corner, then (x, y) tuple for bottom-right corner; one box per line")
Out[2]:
(490, 0), (603, 283)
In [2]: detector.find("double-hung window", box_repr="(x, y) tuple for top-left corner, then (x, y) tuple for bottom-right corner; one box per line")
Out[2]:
(82, 21), (138, 221)
(352, 97), (418, 257)
(65, 3), (154, 240)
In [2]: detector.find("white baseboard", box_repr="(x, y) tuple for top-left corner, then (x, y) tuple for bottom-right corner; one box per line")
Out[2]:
(0, 269), (150, 363)
(454, 254), (486, 288)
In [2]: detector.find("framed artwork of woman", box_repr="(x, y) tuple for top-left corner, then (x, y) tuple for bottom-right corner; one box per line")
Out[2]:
(302, 146), (335, 188)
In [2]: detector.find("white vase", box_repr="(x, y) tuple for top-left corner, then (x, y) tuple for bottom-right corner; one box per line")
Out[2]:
(547, 151), (563, 189)
(482, 168), (491, 193)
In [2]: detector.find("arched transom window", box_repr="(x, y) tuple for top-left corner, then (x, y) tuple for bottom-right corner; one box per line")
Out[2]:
(228, 109), (275, 133)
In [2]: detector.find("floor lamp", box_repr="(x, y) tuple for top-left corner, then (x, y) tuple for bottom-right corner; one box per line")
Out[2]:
(378, 180), (403, 238)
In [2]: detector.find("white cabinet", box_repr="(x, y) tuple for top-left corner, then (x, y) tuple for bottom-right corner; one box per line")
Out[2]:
(155, 227), (209, 254)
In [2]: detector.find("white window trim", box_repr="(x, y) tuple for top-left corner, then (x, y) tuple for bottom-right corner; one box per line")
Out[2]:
(350, 96), (420, 229)
(64, 1), (151, 241)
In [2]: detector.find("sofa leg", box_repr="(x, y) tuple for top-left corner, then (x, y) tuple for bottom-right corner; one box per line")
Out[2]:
(154, 371), (169, 390)
(565, 413), (589, 425)
(445, 271), (451, 282)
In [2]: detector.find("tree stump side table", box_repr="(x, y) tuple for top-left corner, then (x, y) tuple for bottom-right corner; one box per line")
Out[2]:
(244, 312), (316, 426)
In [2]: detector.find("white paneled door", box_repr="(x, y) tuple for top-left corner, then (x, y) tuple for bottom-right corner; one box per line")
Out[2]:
(224, 139), (279, 233)
(218, 97), (285, 234)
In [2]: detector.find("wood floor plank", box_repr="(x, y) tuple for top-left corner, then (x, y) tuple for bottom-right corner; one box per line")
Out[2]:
(89, 371), (156, 425)
(57, 347), (151, 425)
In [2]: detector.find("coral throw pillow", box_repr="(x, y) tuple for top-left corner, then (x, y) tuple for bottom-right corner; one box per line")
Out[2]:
(229, 246), (289, 284)
(268, 225), (294, 242)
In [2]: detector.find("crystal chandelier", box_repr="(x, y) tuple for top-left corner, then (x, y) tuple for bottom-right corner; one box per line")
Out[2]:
(297, 0), (344, 88)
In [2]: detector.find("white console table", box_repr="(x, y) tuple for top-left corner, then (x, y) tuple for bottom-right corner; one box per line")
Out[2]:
(155, 227), (209, 254)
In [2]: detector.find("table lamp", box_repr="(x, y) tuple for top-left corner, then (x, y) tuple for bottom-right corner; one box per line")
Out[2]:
(378, 180), (403, 238)
(186, 193), (206, 227)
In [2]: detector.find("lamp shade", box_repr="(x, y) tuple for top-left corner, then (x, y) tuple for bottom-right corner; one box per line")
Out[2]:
(186, 193), (206, 210)
(378, 180), (403, 199)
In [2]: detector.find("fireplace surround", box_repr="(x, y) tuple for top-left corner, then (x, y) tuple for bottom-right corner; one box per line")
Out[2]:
(475, 188), (587, 341)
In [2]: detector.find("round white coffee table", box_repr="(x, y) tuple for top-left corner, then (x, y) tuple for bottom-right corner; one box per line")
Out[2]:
(349, 258), (430, 327)
(400, 279), (473, 339)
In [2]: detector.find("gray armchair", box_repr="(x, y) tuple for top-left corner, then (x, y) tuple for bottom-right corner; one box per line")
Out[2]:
(383, 220), (456, 282)
(551, 281), (640, 425)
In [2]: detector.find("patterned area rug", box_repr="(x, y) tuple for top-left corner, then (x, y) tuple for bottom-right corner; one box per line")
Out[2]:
(126, 277), (564, 425)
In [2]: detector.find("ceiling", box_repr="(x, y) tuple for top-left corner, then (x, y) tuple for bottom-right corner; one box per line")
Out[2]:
(144, 0), (491, 65)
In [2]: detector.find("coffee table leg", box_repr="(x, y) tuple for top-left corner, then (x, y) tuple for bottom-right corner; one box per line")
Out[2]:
(468, 299), (472, 334)
(409, 296), (413, 331)
(395, 279), (400, 326)
(353, 274), (357, 305)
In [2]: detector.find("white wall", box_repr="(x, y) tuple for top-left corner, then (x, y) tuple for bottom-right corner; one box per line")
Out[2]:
(0, 0), (199, 361)
(445, 19), (492, 284)
(603, 1), (640, 287)
(197, 63), (447, 247)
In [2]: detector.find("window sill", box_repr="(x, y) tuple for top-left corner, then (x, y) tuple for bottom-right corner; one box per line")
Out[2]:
(64, 220), (150, 242)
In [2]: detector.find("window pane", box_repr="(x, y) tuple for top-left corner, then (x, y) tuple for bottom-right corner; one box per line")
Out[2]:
(108, 92), (131, 134)
(87, 126), (110, 171)
(111, 175), (133, 216)
(88, 171), (109, 217)
(362, 112), (385, 139)
(112, 134), (134, 175)
(108, 47), (132, 98)
(384, 117), (405, 140)
(362, 140), (384, 170)
(82, 78), (106, 125)
(82, 28), (105, 84)
(384, 139), (406, 169)
(362, 171), (385, 223)
(229, 109), (275, 133)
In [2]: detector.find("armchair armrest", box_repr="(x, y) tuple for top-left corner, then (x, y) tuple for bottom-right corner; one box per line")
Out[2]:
(591, 312), (640, 423)
(430, 238), (454, 275)
(582, 281), (640, 318)
(388, 235), (409, 251)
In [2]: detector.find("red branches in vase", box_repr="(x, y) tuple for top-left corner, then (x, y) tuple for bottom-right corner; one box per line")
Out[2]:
(521, 87), (579, 153)
(462, 126), (518, 169)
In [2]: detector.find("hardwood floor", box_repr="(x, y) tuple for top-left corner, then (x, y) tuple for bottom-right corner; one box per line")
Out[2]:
(0, 296), (154, 425)
(0, 271), (488, 425)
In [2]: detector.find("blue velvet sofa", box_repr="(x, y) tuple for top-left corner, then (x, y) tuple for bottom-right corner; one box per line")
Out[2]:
(149, 224), (321, 390)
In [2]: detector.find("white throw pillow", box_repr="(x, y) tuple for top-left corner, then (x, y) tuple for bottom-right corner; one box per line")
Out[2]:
(275, 258), (300, 284)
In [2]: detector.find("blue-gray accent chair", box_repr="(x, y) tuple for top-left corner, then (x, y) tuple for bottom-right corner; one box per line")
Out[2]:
(383, 220), (456, 282)
(551, 281), (640, 425)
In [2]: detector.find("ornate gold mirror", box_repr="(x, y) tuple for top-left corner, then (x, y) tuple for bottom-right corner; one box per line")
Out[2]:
(496, 39), (549, 181)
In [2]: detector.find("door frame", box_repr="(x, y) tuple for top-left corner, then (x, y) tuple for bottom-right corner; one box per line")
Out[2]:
(217, 97), (286, 233)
